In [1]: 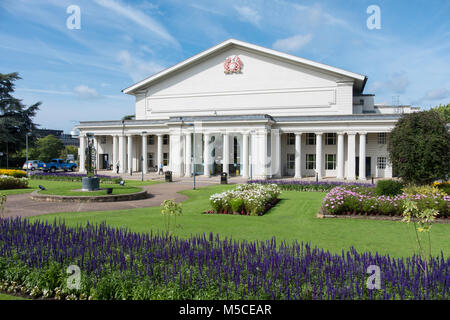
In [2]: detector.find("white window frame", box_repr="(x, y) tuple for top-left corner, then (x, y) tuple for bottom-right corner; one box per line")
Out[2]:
(377, 156), (387, 169)
(287, 153), (295, 169)
(325, 133), (336, 145)
(306, 133), (316, 145)
(306, 154), (316, 170)
(378, 133), (387, 144)
(287, 133), (295, 145)
(325, 154), (336, 170)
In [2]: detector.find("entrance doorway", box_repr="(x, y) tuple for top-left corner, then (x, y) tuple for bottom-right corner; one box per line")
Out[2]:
(101, 154), (109, 170)
(355, 157), (371, 179)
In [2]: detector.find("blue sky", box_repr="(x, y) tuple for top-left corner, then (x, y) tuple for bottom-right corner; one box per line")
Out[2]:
(1, 0), (449, 133)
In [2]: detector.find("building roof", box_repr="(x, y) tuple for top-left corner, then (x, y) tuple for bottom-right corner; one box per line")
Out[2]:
(122, 38), (368, 95)
(77, 113), (401, 128)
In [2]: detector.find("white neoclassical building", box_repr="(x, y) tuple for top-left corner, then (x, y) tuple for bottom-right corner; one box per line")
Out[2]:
(76, 39), (418, 180)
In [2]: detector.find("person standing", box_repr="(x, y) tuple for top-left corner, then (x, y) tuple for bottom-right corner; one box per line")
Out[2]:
(158, 162), (163, 175)
(116, 160), (120, 174)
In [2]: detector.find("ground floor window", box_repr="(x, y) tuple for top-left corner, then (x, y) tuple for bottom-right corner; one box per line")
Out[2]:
(325, 154), (336, 170)
(377, 156), (387, 169)
(306, 154), (316, 170)
(163, 152), (169, 166)
(287, 153), (295, 169)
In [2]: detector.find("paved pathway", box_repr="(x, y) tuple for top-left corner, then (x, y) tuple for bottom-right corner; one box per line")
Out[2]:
(2, 177), (243, 219)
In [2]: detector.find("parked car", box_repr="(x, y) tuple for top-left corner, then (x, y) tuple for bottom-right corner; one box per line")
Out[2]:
(42, 158), (78, 172)
(22, 160), (44, 171)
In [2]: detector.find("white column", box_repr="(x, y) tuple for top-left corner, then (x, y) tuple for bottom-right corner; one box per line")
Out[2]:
(142, 134), (148, 173)
(79, 135), (86, 173)
(294, 133), (302, 178)
(185, 133), (192, 177)
(157, 134), (163, 169)
(93, 136), (99, 170)
(223, 132), (230, 175)
(169, 133), (182, 176)
(347, 132), (356, 180)
(260, 130), (268, 178)
(242, 133), (249, 178)
(359, 132), (367, 180)
(316, 133), (323, 179)
(127, 135), (133, 174)
(273, 129), (281, 178)
(203, 133), (210, 177)
(112, 135), (118, 168)
(337, 132), (345, 179)
(118, 134), (126, 173)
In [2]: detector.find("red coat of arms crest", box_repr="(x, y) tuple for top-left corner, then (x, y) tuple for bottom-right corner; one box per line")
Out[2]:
(224, 56), (243, 74)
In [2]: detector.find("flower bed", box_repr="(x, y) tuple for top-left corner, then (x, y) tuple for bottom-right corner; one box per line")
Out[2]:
(249, 179), (375, 192)
(322, 186), (450, 218)
(0, 169), (26, 178)
(29, 172), (122, 184)
(0, 218), (448, 300)
(208, 183), (281, 216)
(0, 176), (28, 190)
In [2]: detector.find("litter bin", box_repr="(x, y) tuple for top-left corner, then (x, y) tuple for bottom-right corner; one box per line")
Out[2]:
(220, 172), (228, 184)
(165, 171), (172, 182)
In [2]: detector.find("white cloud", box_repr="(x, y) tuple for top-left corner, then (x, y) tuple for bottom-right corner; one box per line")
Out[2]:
(370, 71), (410, 95)
(16, 88), (72, 96)
(272, 34), (313, 53)
(94, 0), (179, 47)
(234, 6), (261, 26)
(293, 3), (349, 28)
(74, 85), (101, 99)
(421, 88), (449, 101)
(117, 50), (165, 82)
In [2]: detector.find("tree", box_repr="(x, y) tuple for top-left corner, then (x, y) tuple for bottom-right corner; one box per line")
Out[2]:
(388, 110), (450, 185)
(122, 114), (135, 120)
(60, 145), (79, 160)
(431, 103), (450, 123)
(0, 73), (41, 156)
(34, 135), (64, 163)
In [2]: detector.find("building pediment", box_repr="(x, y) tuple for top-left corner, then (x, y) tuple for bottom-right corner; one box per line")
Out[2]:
(122, 39), (367, 95)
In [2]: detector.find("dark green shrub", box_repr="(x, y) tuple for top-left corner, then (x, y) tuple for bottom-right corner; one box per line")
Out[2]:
(388, 110), (450, 185)
(375, 180), (404, 196)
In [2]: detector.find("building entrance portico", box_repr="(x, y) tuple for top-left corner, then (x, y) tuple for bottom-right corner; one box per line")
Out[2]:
(78, 118), (394, 181)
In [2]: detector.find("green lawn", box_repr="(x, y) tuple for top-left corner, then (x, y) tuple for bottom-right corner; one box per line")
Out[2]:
(28, 184), (450, 258)
(1, 179), (160, 196)
(0, 292), (27, 300)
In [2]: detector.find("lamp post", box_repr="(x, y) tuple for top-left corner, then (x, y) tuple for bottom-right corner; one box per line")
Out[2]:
(25, 132), (31, 177)
(141, 131), (147, 182)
